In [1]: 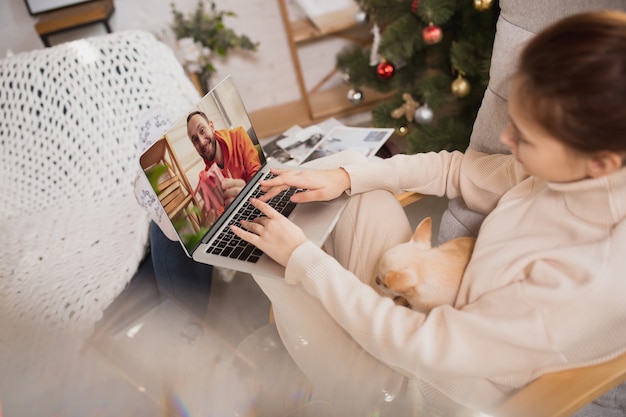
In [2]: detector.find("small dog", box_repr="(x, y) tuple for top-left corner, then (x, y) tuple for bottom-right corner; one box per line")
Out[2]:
(376, 217), (476, 313)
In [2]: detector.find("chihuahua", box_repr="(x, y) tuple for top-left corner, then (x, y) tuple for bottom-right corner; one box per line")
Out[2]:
(376, 217), (475, 313)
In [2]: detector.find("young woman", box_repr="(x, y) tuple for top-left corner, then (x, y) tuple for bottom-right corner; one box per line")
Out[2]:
(232, 11), (626, 415)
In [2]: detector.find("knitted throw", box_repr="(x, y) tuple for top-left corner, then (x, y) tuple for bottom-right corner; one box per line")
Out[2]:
(0, 30), (200, 339)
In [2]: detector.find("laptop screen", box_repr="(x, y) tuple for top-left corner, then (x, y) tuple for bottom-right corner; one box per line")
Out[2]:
(139, 76), (267, 255)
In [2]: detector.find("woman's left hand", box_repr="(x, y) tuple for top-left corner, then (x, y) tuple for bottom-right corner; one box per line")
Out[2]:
(230, 198), (307, 267)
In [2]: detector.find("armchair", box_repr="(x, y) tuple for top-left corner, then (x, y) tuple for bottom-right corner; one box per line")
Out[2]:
(435, 0), (626, 416)
(494, 349), (626, 417)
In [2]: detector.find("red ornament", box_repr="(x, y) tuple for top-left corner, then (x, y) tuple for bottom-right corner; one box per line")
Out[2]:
(422, 22), (443, 45)
(376, 60), (395, 80)
(411, 0), (423, 14)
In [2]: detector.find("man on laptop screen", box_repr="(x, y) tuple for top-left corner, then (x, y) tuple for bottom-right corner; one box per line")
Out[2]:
(186, 110), (262, 225)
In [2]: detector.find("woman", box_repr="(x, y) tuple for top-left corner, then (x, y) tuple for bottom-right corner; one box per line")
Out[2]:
(232, 11), (626, 415)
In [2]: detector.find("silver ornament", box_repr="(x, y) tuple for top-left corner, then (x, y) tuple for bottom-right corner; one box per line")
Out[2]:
(355, 10), (368, 25)
(414, 103), (434, 124)
(347, 88), (364, 104)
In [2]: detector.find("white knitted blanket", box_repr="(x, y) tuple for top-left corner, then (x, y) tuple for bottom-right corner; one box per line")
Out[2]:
(0, 30), (199, 339)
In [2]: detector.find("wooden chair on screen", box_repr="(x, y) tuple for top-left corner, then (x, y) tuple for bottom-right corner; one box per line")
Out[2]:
(140, 137), (202, 233)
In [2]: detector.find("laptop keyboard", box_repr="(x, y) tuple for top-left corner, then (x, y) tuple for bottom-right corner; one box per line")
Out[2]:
(206, 173), (300, 263)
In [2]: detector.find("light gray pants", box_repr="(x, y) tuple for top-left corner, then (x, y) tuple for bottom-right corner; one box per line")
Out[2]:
(252, 151), (420, 415)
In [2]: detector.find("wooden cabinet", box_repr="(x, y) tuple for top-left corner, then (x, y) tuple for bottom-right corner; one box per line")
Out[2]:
(34, 0), (114, 47)
(249, 0), (394, 139)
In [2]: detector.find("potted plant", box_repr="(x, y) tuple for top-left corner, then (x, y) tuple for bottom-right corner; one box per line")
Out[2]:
(168, 1), (259, 95)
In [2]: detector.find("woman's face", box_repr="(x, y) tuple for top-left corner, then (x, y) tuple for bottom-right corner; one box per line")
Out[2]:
(187, 114), (216, 162)
(500, 78), (591, 183)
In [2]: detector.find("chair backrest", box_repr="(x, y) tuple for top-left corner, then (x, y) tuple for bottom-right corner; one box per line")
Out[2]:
(436, 0), (626, 244)
(494, 350), (626, 417)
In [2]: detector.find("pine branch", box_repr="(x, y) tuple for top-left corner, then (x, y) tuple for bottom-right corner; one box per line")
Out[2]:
(416, 0), (457, 25)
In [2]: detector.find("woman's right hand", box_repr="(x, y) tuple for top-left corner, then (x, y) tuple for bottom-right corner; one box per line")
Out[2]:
(259, 167), (351, 203)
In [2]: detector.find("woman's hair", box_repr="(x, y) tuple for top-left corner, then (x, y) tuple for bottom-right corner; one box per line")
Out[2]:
(515, 10), (626, 153)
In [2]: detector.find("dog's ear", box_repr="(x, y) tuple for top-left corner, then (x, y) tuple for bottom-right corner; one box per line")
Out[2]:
(385, 270), (415, 293)
(411, 217), (432, 249)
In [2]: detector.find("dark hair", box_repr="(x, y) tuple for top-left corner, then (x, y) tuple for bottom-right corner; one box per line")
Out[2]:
(186, 110), (209, 125)
(515, 11), (626, 154)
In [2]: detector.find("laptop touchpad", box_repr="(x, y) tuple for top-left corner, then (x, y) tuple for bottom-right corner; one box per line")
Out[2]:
(289, 201), (343, 244)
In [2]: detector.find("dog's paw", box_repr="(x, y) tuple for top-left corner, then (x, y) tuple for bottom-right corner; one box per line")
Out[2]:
(392, 295), (411, 308)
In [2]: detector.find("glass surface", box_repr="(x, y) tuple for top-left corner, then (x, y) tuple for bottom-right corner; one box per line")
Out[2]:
(87, 298), (261, 416)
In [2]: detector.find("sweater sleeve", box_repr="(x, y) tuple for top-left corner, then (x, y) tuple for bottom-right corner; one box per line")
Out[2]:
(343, 149), (527, 215)
(285, 241), (428, 349)
(284, 241), (608, 395)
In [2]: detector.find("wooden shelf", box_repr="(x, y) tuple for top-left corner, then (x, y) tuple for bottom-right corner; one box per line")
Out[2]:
(259, 0), (393, 138)
(309, 84), (394, 120)
(290, 15), (366, 43)
(249, 84), (394, 139)
(290, 18), (327, 43)
(249, 98), (311, 140)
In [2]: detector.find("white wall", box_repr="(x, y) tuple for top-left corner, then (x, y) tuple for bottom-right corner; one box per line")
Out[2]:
(0, 0), (352, 113)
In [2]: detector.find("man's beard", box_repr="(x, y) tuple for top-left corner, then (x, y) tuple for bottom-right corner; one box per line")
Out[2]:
(202, 139), (216, 161)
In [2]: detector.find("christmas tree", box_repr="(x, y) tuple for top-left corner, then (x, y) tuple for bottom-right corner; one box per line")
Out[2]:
(336, 0), (499, 153)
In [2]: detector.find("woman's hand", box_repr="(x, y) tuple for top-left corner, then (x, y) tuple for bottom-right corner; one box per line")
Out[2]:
(259, 167), (351, 203)
(230, 198), (307, 267)
(222, 178), (246, 207)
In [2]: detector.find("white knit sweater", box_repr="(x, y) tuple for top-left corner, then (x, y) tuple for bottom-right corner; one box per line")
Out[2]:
(284, 149), (626, 412)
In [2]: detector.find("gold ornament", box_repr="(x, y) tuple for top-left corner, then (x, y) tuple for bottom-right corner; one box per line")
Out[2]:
(473, 0), (493, 11)
(451, 74), (471, 98)
(391, 93), (420, 122)
(395, 126), (409, 136)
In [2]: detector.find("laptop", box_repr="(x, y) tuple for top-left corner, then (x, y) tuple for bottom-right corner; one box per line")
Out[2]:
(139, 75), (348, 279)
